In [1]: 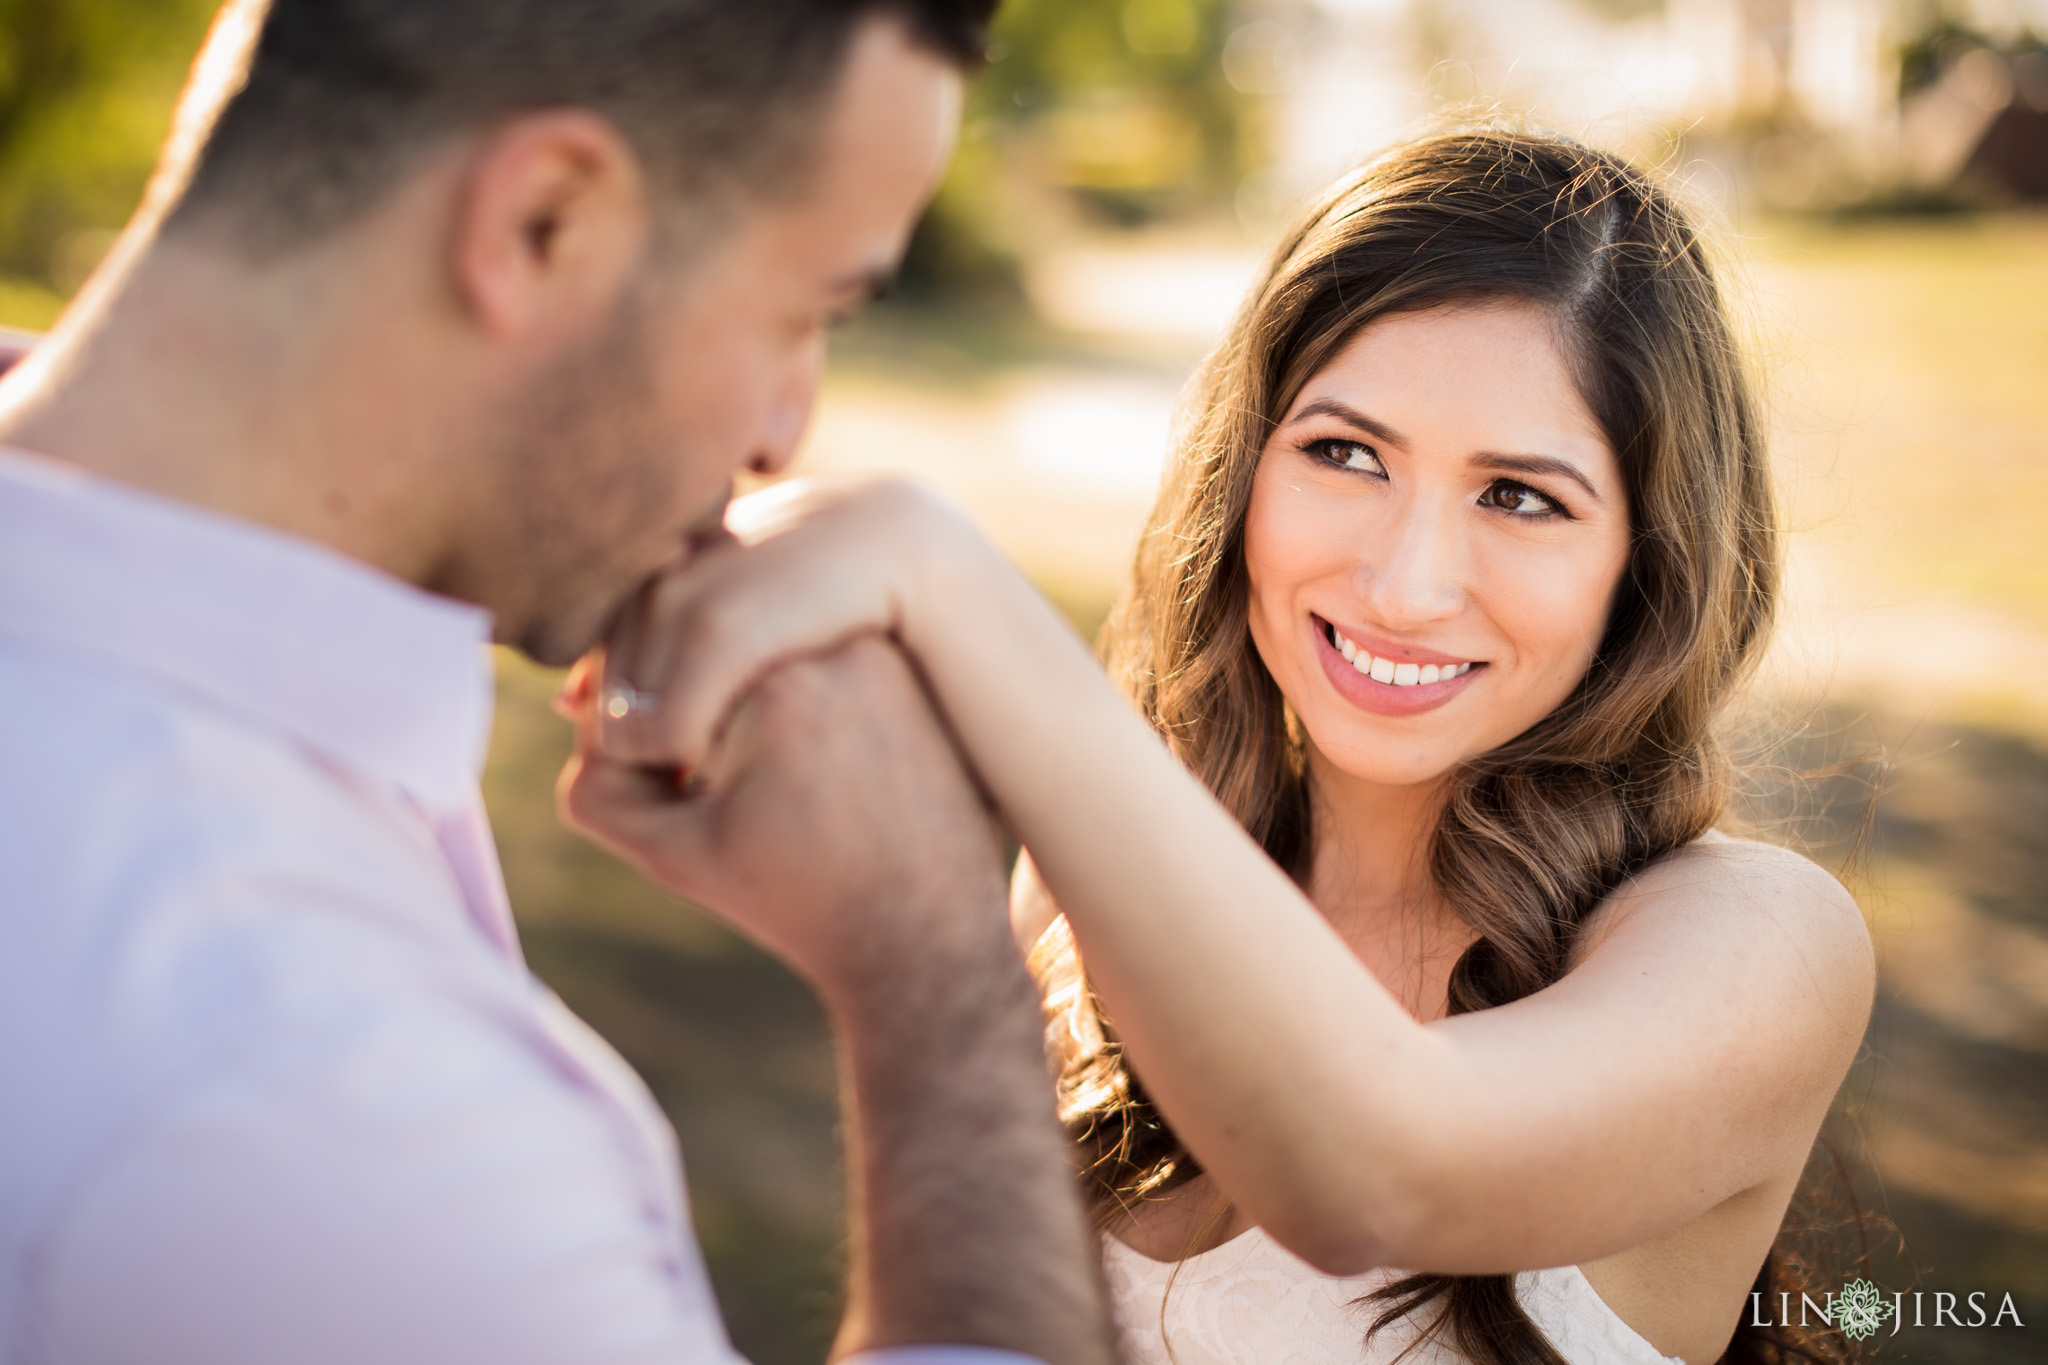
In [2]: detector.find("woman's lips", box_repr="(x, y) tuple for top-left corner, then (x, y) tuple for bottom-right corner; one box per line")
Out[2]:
(1312, 616), (1484, 717)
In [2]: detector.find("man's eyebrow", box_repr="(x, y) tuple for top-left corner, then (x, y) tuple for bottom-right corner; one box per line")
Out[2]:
(1473, 451), (1604, 503)
(1285, 398), (1410, 449)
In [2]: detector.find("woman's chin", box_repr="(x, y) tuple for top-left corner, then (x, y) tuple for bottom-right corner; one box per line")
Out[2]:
(1302, 728), (1466, 792)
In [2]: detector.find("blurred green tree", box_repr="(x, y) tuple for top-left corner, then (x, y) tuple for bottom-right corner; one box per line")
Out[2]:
(896, 0), (1248, 301)
(0, 0), (217, 297)
(0, 0), (1248, 312)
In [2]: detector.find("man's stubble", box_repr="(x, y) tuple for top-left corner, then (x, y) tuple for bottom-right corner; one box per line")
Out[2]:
(442, 281), (697, 669)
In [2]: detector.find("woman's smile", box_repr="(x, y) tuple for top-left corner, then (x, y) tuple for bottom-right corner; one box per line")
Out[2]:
(1311, 615), (1485, 716)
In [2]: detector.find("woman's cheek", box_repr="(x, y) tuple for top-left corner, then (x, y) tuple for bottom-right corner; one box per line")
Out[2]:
(1244, 478), (1348, 662)
(1482, 543), (1617, 709)
(1246, 465), (1368, 584)
(1241, 527), (1302, 689)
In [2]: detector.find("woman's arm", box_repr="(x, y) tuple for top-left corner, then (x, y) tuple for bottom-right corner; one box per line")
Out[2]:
(600, 478), (1876, 1274)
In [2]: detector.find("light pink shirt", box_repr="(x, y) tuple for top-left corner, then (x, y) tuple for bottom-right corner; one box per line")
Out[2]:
(0, 448), (1039, 1365)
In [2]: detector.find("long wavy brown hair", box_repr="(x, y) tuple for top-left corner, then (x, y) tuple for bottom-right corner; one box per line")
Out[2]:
(1036, 130), (1866, 1364)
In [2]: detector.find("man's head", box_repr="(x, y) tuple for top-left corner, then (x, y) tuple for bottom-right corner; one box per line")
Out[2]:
(155, 0), (989, 664)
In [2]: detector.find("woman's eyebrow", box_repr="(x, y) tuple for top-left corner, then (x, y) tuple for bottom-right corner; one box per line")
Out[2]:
(1288, 399), (1607, 505)
(1473, 452), (1603, 503)
(1285, 398), (1409, 448)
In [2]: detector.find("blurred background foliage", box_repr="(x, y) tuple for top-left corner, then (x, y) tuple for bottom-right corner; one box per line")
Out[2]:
(899, 0), (1248, 298)
(0, 0), (1259, 316)
(5, 0), (2045, 316)
(0, 0), (216, 324)
(4, 2), (2046, 1363)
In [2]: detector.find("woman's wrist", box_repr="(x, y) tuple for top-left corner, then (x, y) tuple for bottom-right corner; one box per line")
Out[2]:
(876, 481), (1013, 647)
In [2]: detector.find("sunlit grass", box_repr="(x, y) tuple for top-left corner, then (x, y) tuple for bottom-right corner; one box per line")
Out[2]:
(1744, 213), (2048, 630)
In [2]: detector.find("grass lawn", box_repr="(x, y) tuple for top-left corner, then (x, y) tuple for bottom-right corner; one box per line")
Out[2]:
(1745, 212), (2048, 631)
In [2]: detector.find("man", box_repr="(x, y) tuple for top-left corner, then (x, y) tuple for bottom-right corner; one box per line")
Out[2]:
(0, 1), (1112, 1362)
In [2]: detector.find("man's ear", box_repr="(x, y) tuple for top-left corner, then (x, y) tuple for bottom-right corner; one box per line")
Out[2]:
(449, 110), (651, 341)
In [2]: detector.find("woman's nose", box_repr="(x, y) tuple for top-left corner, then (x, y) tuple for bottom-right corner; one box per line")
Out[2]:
(1356, 500), (1466, 626)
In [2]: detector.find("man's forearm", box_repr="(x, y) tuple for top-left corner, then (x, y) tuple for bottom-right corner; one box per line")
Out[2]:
(827, 924), (1115, 1365)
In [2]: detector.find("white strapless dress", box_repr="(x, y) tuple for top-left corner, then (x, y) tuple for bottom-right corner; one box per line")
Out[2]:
(1103, 1227), (1686, 1365)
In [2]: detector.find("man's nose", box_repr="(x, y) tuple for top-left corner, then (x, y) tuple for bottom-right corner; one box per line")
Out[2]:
(1357, 498), (1466, 626)
(745, 336), (825, 478)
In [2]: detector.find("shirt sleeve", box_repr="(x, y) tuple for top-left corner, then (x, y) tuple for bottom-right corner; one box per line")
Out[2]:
(26, 977), (746, 1365)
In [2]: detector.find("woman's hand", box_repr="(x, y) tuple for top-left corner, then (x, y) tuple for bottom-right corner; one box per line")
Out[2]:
(586, 476), (986, 774)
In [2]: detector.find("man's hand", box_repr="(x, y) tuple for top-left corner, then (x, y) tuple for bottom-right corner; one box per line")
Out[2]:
(559, 634), (1007, 1006)
(558, 637), (1116, 1364)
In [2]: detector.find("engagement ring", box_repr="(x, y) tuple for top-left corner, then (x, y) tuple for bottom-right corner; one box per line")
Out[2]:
(602, 681), (658, 722)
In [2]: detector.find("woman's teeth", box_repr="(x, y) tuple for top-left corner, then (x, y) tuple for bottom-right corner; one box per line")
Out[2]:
(1331, 627), (1472, 687)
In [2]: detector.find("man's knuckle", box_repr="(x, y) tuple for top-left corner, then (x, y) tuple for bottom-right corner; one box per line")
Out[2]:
(759, 657), (829, 710)
(748, 664), (789, 705)
(556, 766), (597, 828)
(835, 633), (898, 680)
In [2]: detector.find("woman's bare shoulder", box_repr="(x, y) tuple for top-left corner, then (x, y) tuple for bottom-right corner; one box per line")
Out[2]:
(1647, 830), (1862, 910)
(1572, 832), (1874, 1003)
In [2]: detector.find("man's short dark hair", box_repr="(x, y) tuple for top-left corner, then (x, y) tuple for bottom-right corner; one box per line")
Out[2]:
(168, 0), (996, 254)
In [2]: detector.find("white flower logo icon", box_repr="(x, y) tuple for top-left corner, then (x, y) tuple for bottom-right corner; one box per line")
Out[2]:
(1835, 1279), (1896, 1341)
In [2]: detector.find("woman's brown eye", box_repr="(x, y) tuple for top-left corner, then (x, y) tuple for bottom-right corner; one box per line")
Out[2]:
(1484, 481), (1556, 515)
(1319, 440), (1379, 471)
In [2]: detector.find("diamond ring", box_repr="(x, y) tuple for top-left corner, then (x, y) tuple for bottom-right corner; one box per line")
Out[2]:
(602, 681), (658, 722)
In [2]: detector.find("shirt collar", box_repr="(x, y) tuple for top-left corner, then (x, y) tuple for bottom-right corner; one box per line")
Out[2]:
(0, 447), (495, 812)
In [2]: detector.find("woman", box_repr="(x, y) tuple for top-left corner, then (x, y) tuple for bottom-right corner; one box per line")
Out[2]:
(590, 131), (1876, 1364)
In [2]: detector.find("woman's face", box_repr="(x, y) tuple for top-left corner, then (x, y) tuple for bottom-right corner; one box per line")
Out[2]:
(1243, 300), (1633, 790)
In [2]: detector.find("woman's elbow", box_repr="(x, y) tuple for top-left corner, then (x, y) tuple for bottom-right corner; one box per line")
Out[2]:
(1261, 1183), (1433, 1276)
(1297, 1234), (1391, 1278)
(1256, 1090), (1467, 1273)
